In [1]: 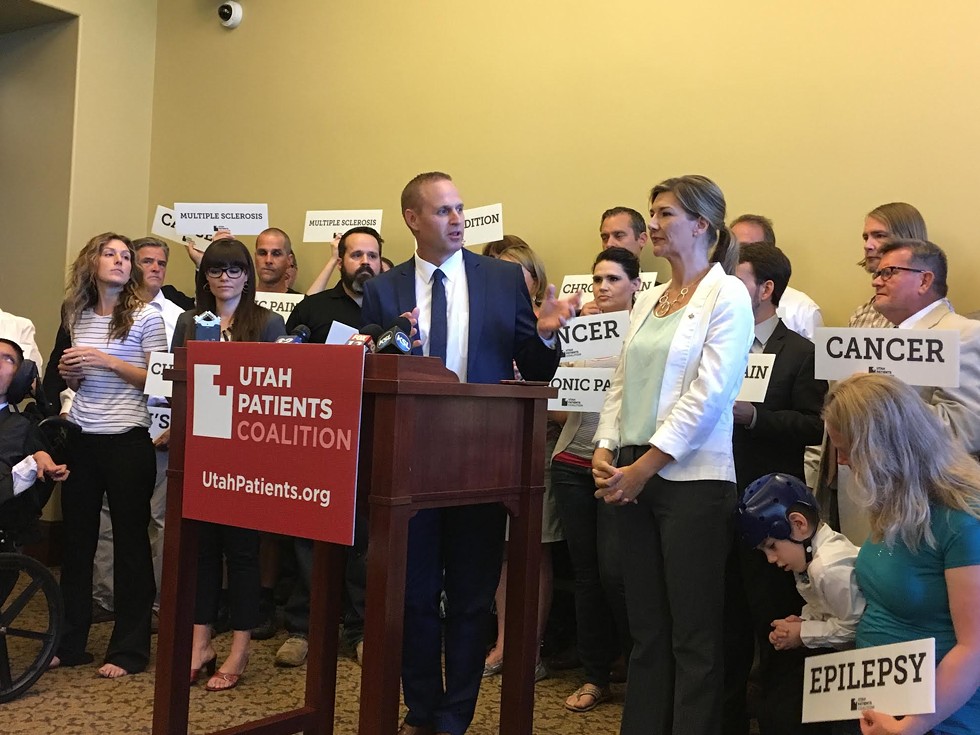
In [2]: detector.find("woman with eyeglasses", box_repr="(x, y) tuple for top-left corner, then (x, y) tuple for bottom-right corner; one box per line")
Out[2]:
(172, 238), (286, 691)
(55, 232), (169, 677)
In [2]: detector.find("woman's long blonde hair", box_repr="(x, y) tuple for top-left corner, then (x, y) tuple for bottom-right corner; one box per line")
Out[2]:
(823, 373), (980, 550)
(62, 232), (145, 341)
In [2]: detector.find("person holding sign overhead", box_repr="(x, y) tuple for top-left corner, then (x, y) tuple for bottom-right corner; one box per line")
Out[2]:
(551, 246), (641, 713)
(593, 175), (754, 734)
(172, 238), (286, 692)
(824, 373), (980, 735)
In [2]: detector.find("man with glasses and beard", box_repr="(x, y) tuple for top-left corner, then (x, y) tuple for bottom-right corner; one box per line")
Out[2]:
(276, 226), (384, 667)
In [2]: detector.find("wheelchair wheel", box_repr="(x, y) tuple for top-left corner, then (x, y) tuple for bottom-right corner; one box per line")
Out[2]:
(0, 552), (62, 703)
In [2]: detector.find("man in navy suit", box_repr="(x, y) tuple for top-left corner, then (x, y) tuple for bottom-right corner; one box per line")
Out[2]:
(362, 171), (576, 735)
(724, 242), (829, 735)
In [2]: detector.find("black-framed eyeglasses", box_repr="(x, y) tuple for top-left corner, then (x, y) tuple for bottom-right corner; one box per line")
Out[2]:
(872, 265), (928, 282)
(205, 265), (245, 278)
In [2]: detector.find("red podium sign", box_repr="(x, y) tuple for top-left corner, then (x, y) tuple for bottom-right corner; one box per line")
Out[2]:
(183, 342), (364, 545)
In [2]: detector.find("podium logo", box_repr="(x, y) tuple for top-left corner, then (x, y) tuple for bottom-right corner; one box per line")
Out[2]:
(194, 364), (233, 439)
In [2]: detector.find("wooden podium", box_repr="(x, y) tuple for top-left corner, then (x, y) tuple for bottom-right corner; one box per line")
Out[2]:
(153, 349), (555, 735)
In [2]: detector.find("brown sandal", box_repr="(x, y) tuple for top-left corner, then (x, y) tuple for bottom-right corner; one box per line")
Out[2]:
(564, 682), (610, 713)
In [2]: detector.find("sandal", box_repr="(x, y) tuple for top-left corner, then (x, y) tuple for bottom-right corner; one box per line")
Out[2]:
(564, 682), (610, 713)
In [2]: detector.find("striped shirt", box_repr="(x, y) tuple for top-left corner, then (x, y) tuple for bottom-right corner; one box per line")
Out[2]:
(68, 305), (168, 434)
(848, 299), (891, 329)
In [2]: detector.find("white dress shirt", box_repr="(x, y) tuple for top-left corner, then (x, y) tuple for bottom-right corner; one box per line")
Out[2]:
(796, 524), (866, 649)
(148, 289), (184, 347)
(776, 286), (823, 342)
(414, 249), (470, 382)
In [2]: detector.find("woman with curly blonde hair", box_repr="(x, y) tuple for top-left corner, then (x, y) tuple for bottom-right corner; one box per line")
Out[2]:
(824, 373), (980, 735)
(55, 232), (168, 677)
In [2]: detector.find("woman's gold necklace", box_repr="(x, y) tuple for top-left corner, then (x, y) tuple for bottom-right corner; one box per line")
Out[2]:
(654, 270), (709, 317)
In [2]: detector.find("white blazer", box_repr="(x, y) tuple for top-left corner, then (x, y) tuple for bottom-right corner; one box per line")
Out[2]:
(594, 263), (754, 483)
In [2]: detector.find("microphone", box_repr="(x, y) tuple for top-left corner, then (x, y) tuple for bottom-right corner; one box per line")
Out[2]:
(375, 317), (413, 355)
(275, 325), (311, 344)
(345, 324), (384, 353)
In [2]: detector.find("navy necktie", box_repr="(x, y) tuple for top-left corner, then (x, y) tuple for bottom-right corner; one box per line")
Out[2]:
(430, 269), (448, 362)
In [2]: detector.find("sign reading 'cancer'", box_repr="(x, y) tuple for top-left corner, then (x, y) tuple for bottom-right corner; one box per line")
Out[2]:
(814, 328), (960, 387)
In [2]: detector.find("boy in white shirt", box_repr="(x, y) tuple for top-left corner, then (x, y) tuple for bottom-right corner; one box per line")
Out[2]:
(735, 473), (865, 733)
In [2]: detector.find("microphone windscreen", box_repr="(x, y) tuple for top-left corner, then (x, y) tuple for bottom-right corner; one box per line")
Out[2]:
(362, 324), (384, 340)
(392, 316), (412, 334)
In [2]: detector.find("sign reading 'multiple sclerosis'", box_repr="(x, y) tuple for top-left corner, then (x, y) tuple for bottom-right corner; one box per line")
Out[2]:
(184, 342), (365, 545)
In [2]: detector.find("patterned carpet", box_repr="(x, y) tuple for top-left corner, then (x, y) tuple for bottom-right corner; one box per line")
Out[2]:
(1, 620), (626, 734)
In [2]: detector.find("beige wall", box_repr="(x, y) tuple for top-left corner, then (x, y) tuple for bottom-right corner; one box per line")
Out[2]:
(142, 1), (980, 325)
(0, 18), (77, 354)
(4, 0), (158, 354)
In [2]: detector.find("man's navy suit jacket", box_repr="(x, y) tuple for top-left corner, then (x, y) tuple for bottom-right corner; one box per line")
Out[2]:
(361, 248), (559, 384)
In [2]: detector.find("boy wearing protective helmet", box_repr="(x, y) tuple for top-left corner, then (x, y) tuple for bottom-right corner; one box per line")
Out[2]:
(736, 472), (865, 654)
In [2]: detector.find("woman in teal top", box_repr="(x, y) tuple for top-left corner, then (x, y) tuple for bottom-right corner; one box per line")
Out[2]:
(824, 373), (980, 735)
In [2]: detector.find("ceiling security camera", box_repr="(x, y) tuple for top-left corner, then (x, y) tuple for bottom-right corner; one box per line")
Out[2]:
(218, 2), (243, 28)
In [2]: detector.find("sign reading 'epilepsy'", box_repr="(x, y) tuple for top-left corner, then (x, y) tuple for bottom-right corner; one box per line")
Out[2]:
(802, 638), (935, 723)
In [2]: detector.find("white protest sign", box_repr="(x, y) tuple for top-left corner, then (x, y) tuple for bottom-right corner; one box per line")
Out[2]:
(144, 351), (174, 398)
(254, 292), (305, 322)
(151, 205), (217, 249)
(802, 638), (935, 723)
(325, 321), (358, 345)
(557, 311), (629, 361)
(173, 202), (269, 236)
(547, 367), (615, 412)
(736, 353), (777, 402)
(814, 328), (960, 387)
(463, 203), (503, 246)
(303, 209), (383, 243)
(148, 406), (172, 442)
(559, 273), (658, 300)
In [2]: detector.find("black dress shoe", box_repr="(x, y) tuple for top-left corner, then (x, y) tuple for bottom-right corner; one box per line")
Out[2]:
(91, 604), (114, 624)
(250, 609), (278, 640)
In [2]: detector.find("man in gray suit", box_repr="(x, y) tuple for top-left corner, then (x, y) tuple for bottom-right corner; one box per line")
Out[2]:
(872, 238), (980, 454)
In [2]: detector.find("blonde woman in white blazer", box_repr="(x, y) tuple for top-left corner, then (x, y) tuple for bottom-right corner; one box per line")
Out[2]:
(593, 175), (754, 735)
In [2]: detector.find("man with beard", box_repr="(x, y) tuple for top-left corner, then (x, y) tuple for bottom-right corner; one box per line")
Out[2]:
(276, 226), (383, 667)
(286, 226), (382, 343)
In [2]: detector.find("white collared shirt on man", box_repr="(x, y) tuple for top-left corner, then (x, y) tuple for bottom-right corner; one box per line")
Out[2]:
(413, 249), (470, 382)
